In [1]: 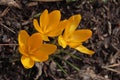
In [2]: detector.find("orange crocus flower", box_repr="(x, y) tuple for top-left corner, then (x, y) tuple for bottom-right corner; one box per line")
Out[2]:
(58, 15), (94, 55)
(33, 9), (66, 41)
(18, 30), (57, 69)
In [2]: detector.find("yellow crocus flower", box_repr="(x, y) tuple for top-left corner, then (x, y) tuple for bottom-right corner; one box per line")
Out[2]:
(58, 14), (94, 55)
(33, 9), (66, 41)
(18, 30), (57, 69)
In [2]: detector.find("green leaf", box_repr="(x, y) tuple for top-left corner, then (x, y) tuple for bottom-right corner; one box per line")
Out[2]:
(33, 13), (41, 18)
(65, 60), (80, 71)
(66, 0), (77, 3)
(55, 61), (68, 75)
(102, 0), (107, 3)
(64, 51), (82, 61)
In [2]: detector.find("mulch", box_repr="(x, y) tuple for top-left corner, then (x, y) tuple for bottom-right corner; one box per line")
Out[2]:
(0, 0), (120, 80)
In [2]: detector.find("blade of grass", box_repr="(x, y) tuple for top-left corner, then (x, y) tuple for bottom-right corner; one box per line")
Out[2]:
(60, 49), (82, 61)
(65, 60), (80, 71)
(53, 54), (80, 71)
(55, 61), (68, 75)
(33, 13), (41, 18)
(50, 55), (68, 75)
(64, 51), (82, 61)
(102, 0), (107, 3)
(66, 0), (77, 3)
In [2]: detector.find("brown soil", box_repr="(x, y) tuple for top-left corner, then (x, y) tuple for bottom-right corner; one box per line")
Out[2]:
(0, 0), (120, 80)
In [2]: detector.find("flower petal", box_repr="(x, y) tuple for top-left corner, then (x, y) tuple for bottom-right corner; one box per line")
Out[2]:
(37, 44), (57, 55)
(18, 30), (29, 47)
(41, 34), (50, 41)
(64, 14), (81, 37)
(19, 47), (28, 56)
(69, 29), (92, 43)
(30, 44), (57, 62)
(40, 9), (49, 31)
(68, 42), (81, 48)
(28, 33), (43, 53)
(58, 35), (67, 48)
(47, 10), (61, 33)
(21, 56), (34, 69)
(48, 20), (67, 37)
(18, 30), (29, 56)
(31, 55), (49, 62)
(33, 19), (43, 33)
(75, 45), (95, 55)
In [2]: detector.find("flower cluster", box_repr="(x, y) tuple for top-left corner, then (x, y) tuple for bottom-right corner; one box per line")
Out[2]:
(18, 9), (94, 69)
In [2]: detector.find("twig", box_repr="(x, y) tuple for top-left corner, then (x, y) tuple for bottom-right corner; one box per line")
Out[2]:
(103, 63), (120, 68)
(111, 43), (119, 51)
(107, 21), (112, 35)
(110, 44), (120, 63)
(102, 67), (120, 74)
(0, 7), (10, 17)
(0, 44), (18, 46)
(102, 63), (120, 74)
(0, 23), (16, 34)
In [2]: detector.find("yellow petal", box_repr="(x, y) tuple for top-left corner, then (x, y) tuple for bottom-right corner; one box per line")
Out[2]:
(68, 42), (82, 48)
(47, 10), (61, 33)
(21, 56), (34, 69)
(31, 55), (49, 62)
(68, 14), (81, 30)
(48, 20), (67, 37)
(41, 34), (50, 41)
(40, 9), (49, 31)
(18, 30), (29, 47)
(69, 29), (92, 43)
(64, 14), (81, 37)
(40, 44), (57, 55)
(75, 45), (94, 55)
(28, 33), (43, 53)
(33, 19), (43, 33)
(19, 47), (28, 56)
(58, 35), (67, 48)
(30, 44), (57, 62)
(18, 30), (29, 56)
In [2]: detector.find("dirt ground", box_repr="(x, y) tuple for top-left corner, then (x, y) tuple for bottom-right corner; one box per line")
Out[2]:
(0, 0), (120, 80)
